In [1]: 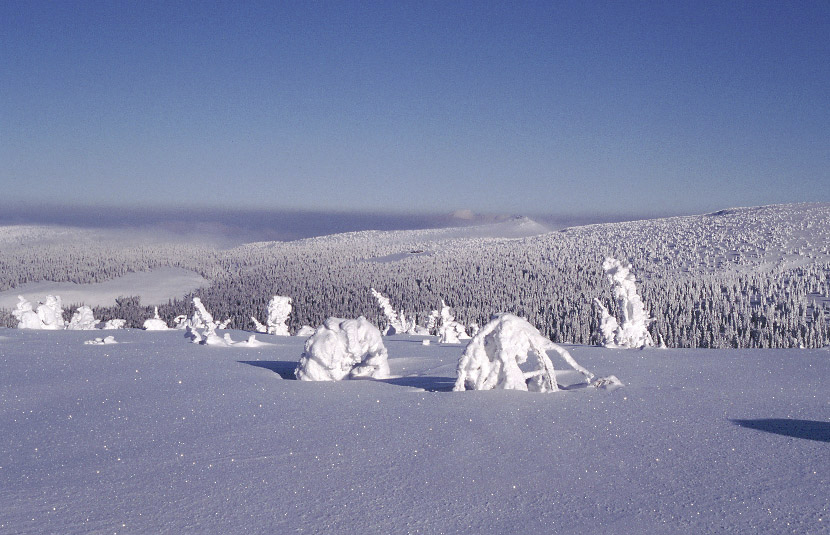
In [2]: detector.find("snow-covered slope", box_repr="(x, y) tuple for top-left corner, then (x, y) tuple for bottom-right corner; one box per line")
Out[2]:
(0, 330), (826, 534)
(1, 204), (829, 348)
(0, 267), (207, 309)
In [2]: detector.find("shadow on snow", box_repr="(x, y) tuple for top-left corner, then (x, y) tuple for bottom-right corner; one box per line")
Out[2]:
(731, 418), (830, 443)
(238, 360), (456, 392)
(239, 360), (298, 380)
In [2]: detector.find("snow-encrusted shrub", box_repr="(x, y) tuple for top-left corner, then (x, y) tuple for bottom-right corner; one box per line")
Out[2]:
(594, 258), (655, 348)
(67, 306), (98, 330)
(13, 295), (66, 329)
(37, 295), (66, 329)
(12, 296), (42, 329)
(266, 296), (292, 336)
(295, 317), (390, 381)
(453, 314), (594, 392)
(433, 300), (469, 344)
(143, 307), (169, 330)
(102, 319), (126, 330)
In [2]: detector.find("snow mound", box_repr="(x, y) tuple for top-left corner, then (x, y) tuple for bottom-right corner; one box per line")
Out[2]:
(295, 317), (390, 381)
(84, 336), (117, 345)
(591, 375), (624, 389)
(454, 314), (594, 392)
(143, 307), (169, 330)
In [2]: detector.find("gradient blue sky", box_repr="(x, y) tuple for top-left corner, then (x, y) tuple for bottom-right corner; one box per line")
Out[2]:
(2, 1), (828, 218)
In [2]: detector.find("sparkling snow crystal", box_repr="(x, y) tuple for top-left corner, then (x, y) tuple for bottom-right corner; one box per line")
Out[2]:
(295, 317), (390, 381)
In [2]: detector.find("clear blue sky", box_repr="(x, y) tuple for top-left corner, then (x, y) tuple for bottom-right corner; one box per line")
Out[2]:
(2, 1), (828, 217)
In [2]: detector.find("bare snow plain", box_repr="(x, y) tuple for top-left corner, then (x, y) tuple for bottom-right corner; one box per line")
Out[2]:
(1, 329), (827, 534)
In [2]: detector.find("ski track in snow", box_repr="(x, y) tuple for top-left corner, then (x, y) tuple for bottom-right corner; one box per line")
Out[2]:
(0, 329), (827, 534)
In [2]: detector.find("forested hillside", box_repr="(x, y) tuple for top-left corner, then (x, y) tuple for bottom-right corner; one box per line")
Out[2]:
(1, 204), (828, 348)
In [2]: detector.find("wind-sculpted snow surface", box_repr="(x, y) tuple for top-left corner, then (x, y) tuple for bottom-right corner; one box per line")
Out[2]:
(3, 330), (825, 534)
(295, 317), (390, 381)
(454, 314), (594, 392)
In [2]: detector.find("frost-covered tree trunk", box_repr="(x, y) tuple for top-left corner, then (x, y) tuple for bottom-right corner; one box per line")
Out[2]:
(596, 258), (655, 348)
(295, 317), (390, 381)
(453, 314), (594, 392)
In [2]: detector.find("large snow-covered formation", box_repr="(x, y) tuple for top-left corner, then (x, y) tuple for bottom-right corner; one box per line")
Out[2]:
(454, 314), (594, 392)
(143, 307), (169, 330)
(12, 296), (42, 329)
(67, 306), (98, 330)
(12, 295), (66, 329)
(266, 296), (292, 336)
(595, 258), (655, 349)
(295, 317), (390, 381)
(37, 295), (66, 329)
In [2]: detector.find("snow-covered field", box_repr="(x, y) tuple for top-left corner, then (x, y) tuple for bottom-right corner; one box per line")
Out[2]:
(1, 329), (826, 534)
(0, 267), (208, 310)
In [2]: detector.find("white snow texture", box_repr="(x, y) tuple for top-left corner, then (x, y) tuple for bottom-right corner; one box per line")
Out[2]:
(454, 314), (594, 392)
(596, 258), (655, 348)
(12, 295), (66, 330)
(295, 317), (390, 381)
(266, 296), (292, 336)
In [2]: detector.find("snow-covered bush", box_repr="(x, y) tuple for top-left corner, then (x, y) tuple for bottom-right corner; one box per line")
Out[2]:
(295, 317), (390, 381)
(266, 295), (292, 336)
(37, 295), (66, 329)
(433, 300), (469, 344)
(67, 306), (98, 330)
(13, 295), (66, 329)
(453, 314), (594, 392)
(143, 307), (169, 330)
(102, 319), (126, 330)
(595, 258), (655, 348)
(12, 296), (42, 329)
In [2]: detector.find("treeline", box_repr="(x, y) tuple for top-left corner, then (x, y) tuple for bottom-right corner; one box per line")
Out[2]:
(1, 204), (829, 348)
